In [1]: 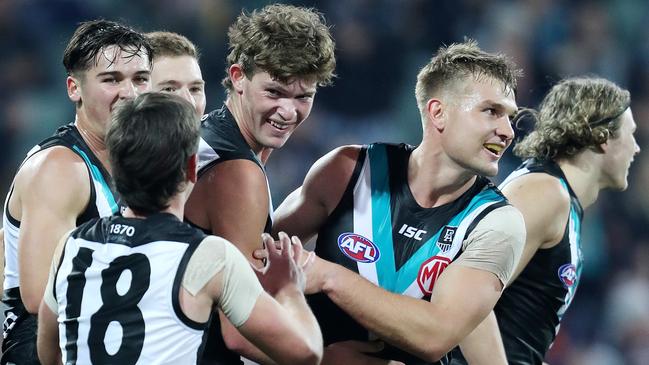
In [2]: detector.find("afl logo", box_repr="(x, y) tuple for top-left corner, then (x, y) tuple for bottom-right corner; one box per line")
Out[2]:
(558, 263), (577, 288)
(337, 233), (380, 263)
(417, 256), (451, 296)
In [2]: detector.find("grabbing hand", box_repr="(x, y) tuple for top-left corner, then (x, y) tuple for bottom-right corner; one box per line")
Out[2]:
(255, 232), (314, 295)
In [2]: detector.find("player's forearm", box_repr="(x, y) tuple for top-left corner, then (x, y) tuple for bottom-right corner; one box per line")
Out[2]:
(321, 264), (451, 362)
(458, 311), (507, 365)
(274, 285), (323, 364)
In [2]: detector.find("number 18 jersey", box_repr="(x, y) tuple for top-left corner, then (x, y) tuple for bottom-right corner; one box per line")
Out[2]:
(49, 213), (208, 365)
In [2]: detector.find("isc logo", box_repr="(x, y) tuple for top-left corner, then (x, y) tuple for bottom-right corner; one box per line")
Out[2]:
(417, 256), (451, 295)
(398, 224), (427, 241)
(337, 233), (380, 263)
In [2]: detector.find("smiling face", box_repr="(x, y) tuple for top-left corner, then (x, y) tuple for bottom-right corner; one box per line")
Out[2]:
(69, 45), (151, 136)
(151, 55), (206, 117)
(600, 109), (640, 191)
(435, 76), (517, 177)
(230, 66), (317, 154)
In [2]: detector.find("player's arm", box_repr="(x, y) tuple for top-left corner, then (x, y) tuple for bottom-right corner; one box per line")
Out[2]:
(273, 145), (361, 241)
(501, 173), (570, 282)
(15, 147), (89, 313)
(308, 207), (526, 362)
(37, 230), (69, 365)
(187, 160), (270, 267)
(198, 234), (322, 365)
(1, 228), (5, 293)
(457, 311), (507, 365)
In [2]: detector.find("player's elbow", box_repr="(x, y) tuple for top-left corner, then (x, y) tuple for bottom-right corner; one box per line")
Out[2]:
(412, 337), (453, 363)
(22, 292), (42, 314)
(283, 341), (322, 365)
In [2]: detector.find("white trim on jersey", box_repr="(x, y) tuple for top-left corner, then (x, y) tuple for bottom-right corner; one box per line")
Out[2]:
(353, 153), (379, 285)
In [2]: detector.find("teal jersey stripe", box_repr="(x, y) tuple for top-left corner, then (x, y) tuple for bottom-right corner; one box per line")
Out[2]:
(366, 142), (505, 294)
(72, 145), (118, 213)
(393, 189), (503, 293)
(368, 144), (397, 290)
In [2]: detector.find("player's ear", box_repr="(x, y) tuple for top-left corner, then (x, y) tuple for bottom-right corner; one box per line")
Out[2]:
(67, 75), (82, 103)
(229, 64), (245, 95)
(426, 98), (446, 131)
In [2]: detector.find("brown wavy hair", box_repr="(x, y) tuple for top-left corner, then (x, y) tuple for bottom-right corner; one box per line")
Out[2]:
(514, 77), (630, 160)
(415, 39), (521, 114)
(222, 4), (336, 90)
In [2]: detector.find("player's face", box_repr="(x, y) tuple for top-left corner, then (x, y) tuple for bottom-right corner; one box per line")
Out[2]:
(238, 71), (316, 153)
(601, 109), (640, 190)
(73, 45), (151, 132)
(440, 76), (517, 177)
(151, 55), (206, 117)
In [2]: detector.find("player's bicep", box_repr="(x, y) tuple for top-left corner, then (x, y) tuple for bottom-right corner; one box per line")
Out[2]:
(204, 160), (270, 264)
(273, 146), (361, 240)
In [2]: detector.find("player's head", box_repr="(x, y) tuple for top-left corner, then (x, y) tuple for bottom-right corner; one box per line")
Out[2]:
(107, 92), (200, 214)
(223, 4), (336, 152)
(514, 76), (639, 190)
(415, 40), (521, 177)
(147, 31), (206, 117)
(63, 19), (153, 134)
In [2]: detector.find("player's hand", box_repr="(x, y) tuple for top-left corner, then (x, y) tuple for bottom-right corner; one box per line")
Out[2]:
(255, 232), (312, 295)
(253, 233), (314, 270)
(322, 340), (405, 365)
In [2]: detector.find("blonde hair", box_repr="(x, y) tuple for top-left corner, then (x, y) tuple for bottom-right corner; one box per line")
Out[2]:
(514, 77), (630, 160)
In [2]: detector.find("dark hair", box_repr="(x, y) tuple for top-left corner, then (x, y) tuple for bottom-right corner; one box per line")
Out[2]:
(63, 19), (153, 76)
(514, 77), (631, 160)
(415, 39), (521, 113)
(222, 4), (336, 90)
(107, 93), (200, 214)
(146, 31), (200, 60)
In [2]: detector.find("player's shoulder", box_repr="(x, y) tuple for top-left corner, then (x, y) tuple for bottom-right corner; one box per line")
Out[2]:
(502, 172), (571, 215)
(15, 145), (89, 193)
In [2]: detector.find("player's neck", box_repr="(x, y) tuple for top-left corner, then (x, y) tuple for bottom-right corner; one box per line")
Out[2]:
(122, 198), (185, 221)
(74, 115), (110, 172)
(557, 156), (600, 209)
(407, 145), (477, 208)
(224, 97), (265, 160)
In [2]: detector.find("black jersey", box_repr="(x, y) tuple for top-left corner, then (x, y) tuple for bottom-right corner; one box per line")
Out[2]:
(311, 143), (509, 365)
(194, 105), (273, 234)
(53, 213), (208, 364)
(194, 106), (272, 365)
(496, 159), (584, 365)
(449, 159), (584, 365)
(2, 123), (119, 365)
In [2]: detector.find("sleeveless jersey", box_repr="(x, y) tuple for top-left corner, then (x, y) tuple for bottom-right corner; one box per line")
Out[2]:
(194, 106), (272, 365)
(195, 105), (273, 233)
(493, 159), (584, 365)
(2, 123), (119, 363)
(311, 143), (510, 365)
(52, 213), (207, 364)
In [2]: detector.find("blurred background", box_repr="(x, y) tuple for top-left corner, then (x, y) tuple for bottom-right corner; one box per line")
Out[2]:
(1, 0), (648, 363)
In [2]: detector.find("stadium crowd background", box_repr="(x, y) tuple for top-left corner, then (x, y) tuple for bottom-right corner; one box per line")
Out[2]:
(0, 0), (647, 364)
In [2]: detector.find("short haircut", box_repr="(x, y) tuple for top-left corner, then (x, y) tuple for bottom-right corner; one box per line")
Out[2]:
(222, 3), (336, 90)
(107, 93), (200, 214)
(63, 19), (153, 76)
(146, 31), (200, 60)
(415, 39), (522, 114)
(514, 77), (631, 160)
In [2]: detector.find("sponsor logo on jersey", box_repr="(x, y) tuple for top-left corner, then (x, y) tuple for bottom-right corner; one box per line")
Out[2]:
(417, 256), (451, 295)
(398, 224), (427, 241)
(437, 226), (457, 252)
(337, 233), (380, 263)
(558, 263), (577, 288)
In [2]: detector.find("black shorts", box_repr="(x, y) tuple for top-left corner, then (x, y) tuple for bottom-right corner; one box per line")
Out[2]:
(1, 313), (40, 365)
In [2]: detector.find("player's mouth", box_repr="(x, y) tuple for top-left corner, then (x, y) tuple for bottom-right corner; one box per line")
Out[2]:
(483, 143), (505, 156)
(267, 119), (291, 131)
